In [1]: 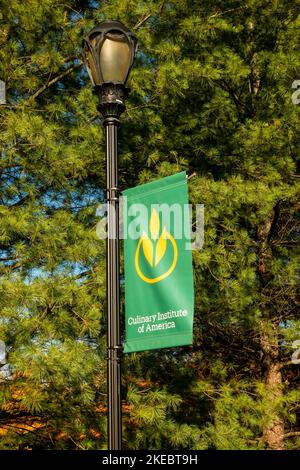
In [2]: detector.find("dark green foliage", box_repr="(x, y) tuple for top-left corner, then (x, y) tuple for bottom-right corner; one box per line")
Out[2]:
(0, 0), (299, 449)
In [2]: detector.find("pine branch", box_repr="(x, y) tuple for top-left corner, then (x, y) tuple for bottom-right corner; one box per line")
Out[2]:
(279, 360), (293, 369)
(284, 432), (300, 438)
(28, 62), (83, 102)
(208, 5), (249, 19)
(69, 435), (86, 450)
(133, 14), (152, 30)
(133, 1), (166, 30)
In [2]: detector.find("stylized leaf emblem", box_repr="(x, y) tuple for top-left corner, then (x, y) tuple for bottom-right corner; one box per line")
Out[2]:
(155, 228), (167, 266)
(135, 210), (178, 283)
(140, 210), (172, 269)
(149, 209), (160, 240)
(141, 232), (154, 267)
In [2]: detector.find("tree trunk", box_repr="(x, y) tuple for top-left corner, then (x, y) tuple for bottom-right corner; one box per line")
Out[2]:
(260, 322), (284, 450)
(257, 210), (284, 450)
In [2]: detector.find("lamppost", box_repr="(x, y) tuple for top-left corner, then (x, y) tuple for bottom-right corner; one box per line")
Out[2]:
(83, 20), (137, 450)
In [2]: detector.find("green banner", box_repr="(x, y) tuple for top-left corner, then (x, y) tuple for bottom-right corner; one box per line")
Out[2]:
(123, 172), (194, 353)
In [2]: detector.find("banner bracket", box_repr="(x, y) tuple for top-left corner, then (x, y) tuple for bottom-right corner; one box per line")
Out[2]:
(105, 187), (121, 202)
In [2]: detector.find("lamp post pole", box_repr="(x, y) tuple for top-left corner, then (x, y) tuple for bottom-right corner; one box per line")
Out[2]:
(99, 85), (125, 450)
(83, 21), (137, 451)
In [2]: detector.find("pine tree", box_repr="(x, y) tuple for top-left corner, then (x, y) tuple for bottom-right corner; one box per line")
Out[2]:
(0, 0), (108, 449)
(0, 0), (299, 450)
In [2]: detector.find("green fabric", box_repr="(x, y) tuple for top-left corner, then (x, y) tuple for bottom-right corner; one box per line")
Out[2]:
(123, 172), (194, 353)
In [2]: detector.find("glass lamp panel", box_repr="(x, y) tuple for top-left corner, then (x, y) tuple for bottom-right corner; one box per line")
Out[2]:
(99, 35), (131, 83)
(84, 36), (100, 85)
(86, 36), (100, 85)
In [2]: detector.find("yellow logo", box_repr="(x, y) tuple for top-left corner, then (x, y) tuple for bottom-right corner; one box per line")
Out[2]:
(135, 209), (178, 284)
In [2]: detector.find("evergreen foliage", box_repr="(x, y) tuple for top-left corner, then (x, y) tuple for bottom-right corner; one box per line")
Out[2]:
(0, 0), (299, 449)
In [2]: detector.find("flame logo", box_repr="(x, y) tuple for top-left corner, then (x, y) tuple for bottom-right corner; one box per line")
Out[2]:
(135, 209), (178, 284)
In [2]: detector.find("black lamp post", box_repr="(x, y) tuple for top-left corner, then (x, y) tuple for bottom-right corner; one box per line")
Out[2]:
(83, 20), (137, 450)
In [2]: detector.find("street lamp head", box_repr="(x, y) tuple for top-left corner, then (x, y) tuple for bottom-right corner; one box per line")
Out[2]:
(83, 20), (137, 88)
